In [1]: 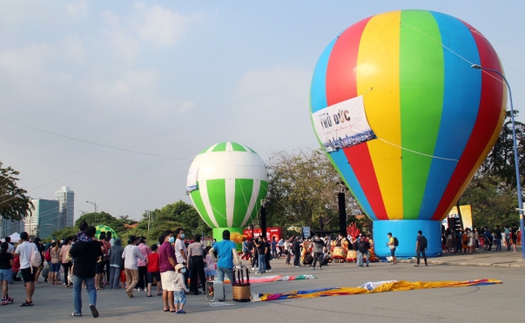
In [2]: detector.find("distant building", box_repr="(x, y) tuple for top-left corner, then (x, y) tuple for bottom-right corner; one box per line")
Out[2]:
(55, 186), (75, 229)
(0, 217), (25, 239)
(26, 199), (59, 239)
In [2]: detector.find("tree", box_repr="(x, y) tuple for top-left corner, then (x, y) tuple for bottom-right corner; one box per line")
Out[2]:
(0, 162), (33, 221)
(480, 110), (525, 185)
(128, 200), (210, 244)
(75, 211), (129, 234)
(266, 148), (361, 232)
(460, 110), (525, 228)
(460, 173), (518, 228)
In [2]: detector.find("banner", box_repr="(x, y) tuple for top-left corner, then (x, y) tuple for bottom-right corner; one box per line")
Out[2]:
(448, 204), (473, 229)
(312, 95), (376, 152)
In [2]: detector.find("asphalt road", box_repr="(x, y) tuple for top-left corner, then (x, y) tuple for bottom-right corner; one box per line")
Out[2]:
(1, 258), (521, 323)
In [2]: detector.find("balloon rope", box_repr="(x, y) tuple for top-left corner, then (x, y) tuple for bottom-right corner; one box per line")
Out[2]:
(400, 22), (475, 66)
(376, 137), (459, 162)
(401, 22), (517, 90)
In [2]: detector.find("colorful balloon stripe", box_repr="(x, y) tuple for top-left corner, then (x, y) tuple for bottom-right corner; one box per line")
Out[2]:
(256, 279), (502, 301)
(310, 10), (505, 222)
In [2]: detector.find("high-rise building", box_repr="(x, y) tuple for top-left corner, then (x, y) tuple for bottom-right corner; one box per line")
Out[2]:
(0, 217), (25, 239)
(55, 186), (75, 229)
(26, 199), (59, 239)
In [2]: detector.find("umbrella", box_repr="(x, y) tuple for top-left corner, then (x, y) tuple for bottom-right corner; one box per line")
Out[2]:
(95, 225), (118, 240)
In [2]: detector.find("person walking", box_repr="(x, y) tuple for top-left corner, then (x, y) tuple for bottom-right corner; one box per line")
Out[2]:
(414, 230), (428, 267)
(292, 236), (301, 267)
(0, 242), (14, 305)
(14, 232), (38, 306)
(386, 232), (397, 265)
(253, 236), (267, 274)
(68, 226), (102, 317)
(187, 234), (206, 295)
(357, 234), (370, 267)
(122, 236), (145, 298)
(61, 237), (73, 287)
(311, 235), (325, 270)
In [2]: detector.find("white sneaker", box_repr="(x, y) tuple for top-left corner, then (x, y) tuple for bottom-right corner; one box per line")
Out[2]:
(251, 267), (255, 271)
(267, 269), (272, 273)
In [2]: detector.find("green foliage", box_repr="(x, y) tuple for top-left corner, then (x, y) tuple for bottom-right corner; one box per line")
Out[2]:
(0, 162), (33, 221)
(461, 110), (525, 228)
(46, 226), (78, 242)
(480, 110), (525, 186)
(461, 174), (519, 228)
(265, 148), (361, 231)
(142, 200), (211, 242)
(75, 211), (129, 234)
(48, 200), (209, 244)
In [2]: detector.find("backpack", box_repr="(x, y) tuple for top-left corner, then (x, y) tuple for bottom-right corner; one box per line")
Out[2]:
(30, 246), (42, 267)
(420, 236), (428, 249)
(393, 237), (399, 247)
(358, 240), (368, 253)
(44, 248), (51, 262)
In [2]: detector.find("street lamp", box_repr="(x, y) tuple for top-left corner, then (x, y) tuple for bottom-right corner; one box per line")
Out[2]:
(471, 64), (525, 258)
(85, 201), (98, 225)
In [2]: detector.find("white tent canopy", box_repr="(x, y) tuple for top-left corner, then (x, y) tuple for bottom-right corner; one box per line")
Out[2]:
(8, 232), (20, 243)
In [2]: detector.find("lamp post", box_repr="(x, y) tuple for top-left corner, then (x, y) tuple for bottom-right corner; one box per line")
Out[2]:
(471, 64), (525, 258)
(86, 201), (98, 225)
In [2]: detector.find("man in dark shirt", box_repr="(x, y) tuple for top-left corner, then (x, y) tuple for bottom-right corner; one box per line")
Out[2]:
(69, 226), (102, 317)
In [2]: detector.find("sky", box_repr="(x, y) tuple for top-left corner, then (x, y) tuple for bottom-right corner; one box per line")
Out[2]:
(1, 1), (525, 222)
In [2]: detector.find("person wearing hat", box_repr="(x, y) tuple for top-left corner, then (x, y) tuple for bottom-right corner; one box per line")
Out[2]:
(173, 263), (189, 314)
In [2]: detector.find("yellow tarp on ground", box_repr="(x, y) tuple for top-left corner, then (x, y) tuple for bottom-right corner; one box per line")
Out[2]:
(256, 279), (502, 301)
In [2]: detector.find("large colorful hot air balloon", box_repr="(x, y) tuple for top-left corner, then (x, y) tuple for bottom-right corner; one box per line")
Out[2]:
(187, 142), (269, 242)
(310, 10), (506, 257)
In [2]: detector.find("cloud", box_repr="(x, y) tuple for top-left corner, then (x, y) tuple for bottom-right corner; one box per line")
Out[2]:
(133, 3), (198, 47)
(64, 0), (89, 20)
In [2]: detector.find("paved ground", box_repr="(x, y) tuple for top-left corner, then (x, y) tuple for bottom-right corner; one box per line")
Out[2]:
(2, 247), (523, 323)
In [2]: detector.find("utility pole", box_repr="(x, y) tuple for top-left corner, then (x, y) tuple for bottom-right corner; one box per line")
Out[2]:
(147, 210), (151, 232)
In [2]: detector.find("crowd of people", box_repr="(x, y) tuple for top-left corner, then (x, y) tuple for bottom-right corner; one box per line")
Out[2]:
(0, 223), (520, 317)
(0, 223), (246, 317)
(442, 224), (520, 254)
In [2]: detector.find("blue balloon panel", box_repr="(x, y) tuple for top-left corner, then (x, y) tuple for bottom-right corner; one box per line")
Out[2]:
(373, 220), (442, 258)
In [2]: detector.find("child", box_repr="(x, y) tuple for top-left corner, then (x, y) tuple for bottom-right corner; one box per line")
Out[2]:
(173, 264), (189, 314)
(204, 246), (216, 281)
(204, 246), (216, 295)
(146, 244), (161, 297)
(0, 242), (14, 305)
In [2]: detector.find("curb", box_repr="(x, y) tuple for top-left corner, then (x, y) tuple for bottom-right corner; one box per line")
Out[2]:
(398, 258), (525, 268)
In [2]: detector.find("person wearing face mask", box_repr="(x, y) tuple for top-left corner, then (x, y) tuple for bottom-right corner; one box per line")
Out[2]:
(159, 231), (177, 313)
(174, 228), (188, 287)
(173, 264), (189, 313)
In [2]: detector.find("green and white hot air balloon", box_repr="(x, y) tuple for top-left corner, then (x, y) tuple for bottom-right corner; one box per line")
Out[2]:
(186, 142), (268, 242)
